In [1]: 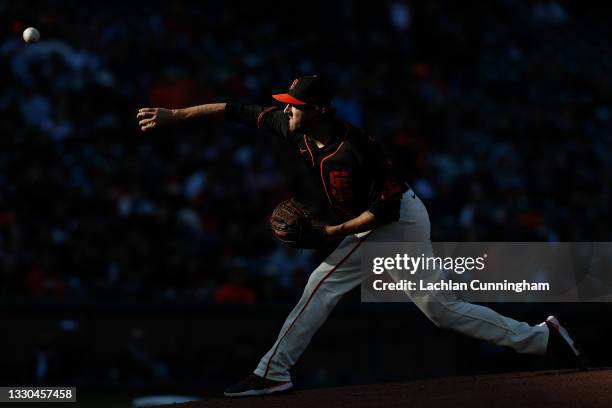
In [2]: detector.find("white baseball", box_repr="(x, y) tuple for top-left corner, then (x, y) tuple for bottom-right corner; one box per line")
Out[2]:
(23, 27), (40, 43)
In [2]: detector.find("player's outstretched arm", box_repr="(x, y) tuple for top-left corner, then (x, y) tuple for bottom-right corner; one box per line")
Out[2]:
(137, 103), (227, 132)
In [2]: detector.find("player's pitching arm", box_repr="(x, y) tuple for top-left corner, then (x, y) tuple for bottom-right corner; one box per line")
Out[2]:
(137, 103), (227, 131)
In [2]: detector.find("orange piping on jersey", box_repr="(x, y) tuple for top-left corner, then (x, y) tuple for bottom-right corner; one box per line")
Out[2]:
(257, 107), (276, 129)
(303, 135), (315, 166)
(320, 122), (350, 209)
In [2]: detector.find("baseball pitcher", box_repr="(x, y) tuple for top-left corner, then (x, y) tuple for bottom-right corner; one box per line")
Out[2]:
(137, 75), (584, 397)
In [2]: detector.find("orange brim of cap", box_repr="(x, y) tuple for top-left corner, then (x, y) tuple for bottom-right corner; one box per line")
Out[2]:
(272, 93), (307, 105)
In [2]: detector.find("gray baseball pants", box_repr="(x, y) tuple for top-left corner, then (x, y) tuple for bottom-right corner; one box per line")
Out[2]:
(254, 190), (549, 381)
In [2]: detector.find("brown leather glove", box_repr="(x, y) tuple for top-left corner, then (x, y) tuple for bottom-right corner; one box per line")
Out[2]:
(270, 198), (326, 249)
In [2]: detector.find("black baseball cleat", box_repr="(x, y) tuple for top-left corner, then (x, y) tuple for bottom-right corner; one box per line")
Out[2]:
(545, 315), (586, 369)
(224, 374), (293, 397)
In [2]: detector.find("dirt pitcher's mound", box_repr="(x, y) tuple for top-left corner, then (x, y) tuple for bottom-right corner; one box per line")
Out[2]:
(160, 369), (612, 408)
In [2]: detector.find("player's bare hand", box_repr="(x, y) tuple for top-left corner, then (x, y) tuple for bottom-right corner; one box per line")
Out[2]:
(137, 107), (177, 132)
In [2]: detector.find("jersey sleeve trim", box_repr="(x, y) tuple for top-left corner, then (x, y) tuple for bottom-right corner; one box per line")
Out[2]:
(303, 135), (315, 167)
(257, 107), (277, 129)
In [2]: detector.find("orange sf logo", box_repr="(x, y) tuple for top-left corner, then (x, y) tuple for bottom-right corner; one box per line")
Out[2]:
(290, 79), (298, 90)
(329, 171), (352, 201)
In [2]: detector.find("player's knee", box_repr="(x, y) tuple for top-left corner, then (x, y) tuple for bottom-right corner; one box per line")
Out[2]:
(420, 298), (455, 329)
(305, 270), (322, 288)
(302, 269), (327, 296)
(426, 308), (446, 328)
(300, 273), (342, 310)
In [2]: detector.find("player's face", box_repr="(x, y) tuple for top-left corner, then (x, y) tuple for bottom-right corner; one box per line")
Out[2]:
(284, 104), (316, 133)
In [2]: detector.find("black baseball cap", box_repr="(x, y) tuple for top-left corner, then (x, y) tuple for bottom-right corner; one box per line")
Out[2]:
(272, 75), (331, 106)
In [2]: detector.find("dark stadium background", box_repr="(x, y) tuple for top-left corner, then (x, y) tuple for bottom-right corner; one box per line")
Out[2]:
(1, 0), (611, 405)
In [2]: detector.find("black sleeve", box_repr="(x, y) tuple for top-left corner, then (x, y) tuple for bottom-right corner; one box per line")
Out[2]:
(364, 135), (408, 222)
(225, 103), (290, 140)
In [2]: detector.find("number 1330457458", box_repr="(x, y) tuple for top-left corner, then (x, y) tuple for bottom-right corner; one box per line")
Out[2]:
(3, 387), (75, 402)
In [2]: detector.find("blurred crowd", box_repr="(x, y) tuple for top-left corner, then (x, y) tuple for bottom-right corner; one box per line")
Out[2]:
(0, 0), (610, 303)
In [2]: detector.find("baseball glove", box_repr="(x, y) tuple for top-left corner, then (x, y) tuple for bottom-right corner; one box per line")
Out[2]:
(270, 198), (326, 248)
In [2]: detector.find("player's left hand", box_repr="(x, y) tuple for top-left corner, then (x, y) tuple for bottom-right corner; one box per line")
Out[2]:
(270, 198), (332, 248)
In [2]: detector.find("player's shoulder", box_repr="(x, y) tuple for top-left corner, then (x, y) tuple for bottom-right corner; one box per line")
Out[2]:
(341, 121), (377, 147)
(259, 106), (295, 140)
(260, 106), (285, 121)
